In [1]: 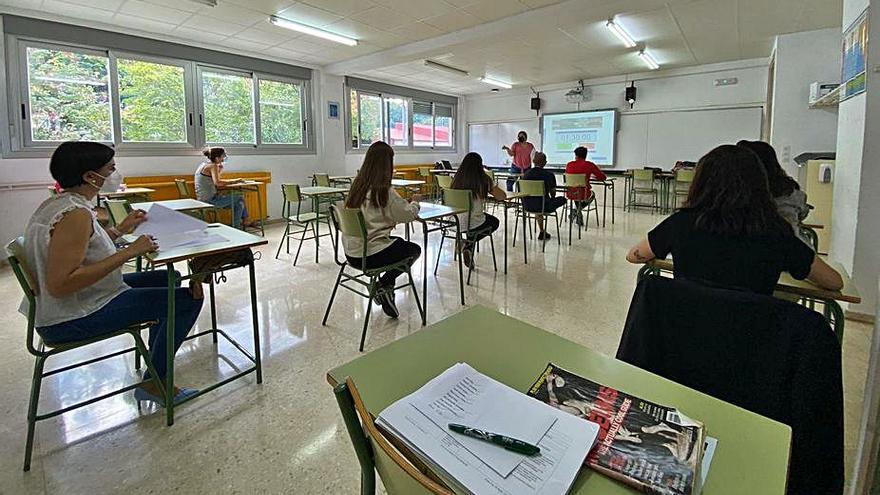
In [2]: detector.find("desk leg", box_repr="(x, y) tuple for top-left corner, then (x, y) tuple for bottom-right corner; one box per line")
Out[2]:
(522, 205), (528, 265)
(422, 222), (429, 324)
(209, 275), (218, 343)
(165, 264), (176, 426)
(503, 203), (509, 274)
(610, 182), (615, 224)
(601, 184), (607, 228)
(312, 196), (320, 263)
(454, 216), (464, 306)
(249, 260), (263, 383)
(255, 186), (265, 237)
(825, 299), (845, 346)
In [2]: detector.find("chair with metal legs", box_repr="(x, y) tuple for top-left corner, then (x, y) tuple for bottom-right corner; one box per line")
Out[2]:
(433, 188), (497, 285)
(627, 169), (659, 212)
(513, 179), (561, 253)
(672, 169), (694, 209)
(6, 237), (163, 472)
(174, 178), (193, 199)
(275, 184), (329, 264)
(322, 205), (423, 352)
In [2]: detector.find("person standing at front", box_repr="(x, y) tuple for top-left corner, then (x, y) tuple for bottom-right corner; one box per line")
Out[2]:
(502, 130), (535, 191)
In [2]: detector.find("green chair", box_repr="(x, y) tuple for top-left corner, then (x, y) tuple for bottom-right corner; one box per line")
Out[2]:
(313, 172), (346, 209)
(563, 173), (599, 245)
(334, 378), (454, 495)
(174, 179), (192, 199)
(418, 167), (436, 200)
(436, 175), (452, 190)
(433, 188), (496, 285)
(323, 205), (423, 351)
(104, 198), (132, 227)
(275, 183), (329, 264)
(6, 237), (163, 472)
(672, 169), (695, 209)
(628, 169), (659, 212)
(513, 179), (560, 254)
(314, 173), (331, 187)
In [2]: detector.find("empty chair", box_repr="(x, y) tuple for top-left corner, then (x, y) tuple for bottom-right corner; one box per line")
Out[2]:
(618, 275), (843, 495)
(275, 183), (328, 264)
(174, 178), (193, 199)
(627, 169), (659, 212)
(314, 173), (332, 187)
(104, 198), (132, 227)
(436, 175), (452, 190)
(671, 168), (694, 209)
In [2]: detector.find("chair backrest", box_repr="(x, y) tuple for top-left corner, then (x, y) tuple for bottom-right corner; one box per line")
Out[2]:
(6, 237), (40, 355)
(564, 173), (587, 187)
(618, 275), (843, 494)
(442, 189), (473, 229)
(418, 167), (431, 177)
(436, 175), (453, 189)
(329, 204), (369, 264)
(281, 183), (302, 203)
(346, 379), (454, 495)
(675, 168), (695, 183)
(314, 173), (331, 187)
(631, 169), (654, 182)
(517, 179), (545, 197)
(484, 169), (495, 181)
(105, 199), (132, 226)
(174, 179), (191, 199)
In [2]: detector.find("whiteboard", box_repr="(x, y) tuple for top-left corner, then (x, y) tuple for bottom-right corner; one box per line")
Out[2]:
(617, 107), (763, 168)
(468, 120), (541, 167)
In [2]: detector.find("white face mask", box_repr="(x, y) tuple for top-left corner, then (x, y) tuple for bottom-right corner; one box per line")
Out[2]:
(90, 170), (123, 193)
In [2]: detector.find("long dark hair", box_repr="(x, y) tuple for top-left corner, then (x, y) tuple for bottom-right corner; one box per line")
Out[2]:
(451, 152), (492, 199)
(345, 141), (394, 209)
(684, 145), (790, 236)
(736, 140), (799, 197)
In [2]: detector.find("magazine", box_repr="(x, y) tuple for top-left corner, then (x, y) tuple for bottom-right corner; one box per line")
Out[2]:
(528, 363), (705, 495)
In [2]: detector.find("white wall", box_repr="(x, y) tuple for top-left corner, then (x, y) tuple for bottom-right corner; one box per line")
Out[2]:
(770, 28), (841, 177)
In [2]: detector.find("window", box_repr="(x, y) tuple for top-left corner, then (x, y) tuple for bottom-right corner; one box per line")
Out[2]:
(117, 58), (187, 143)
(8, 35), (313, 155)
(259, 78), (303, 145)
(25, 45), (112, 143)
(347, 83), (456, 151)
(202, 69), (255, 145)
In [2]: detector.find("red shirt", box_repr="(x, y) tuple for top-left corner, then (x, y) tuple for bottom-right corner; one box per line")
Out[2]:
(510, 141), (534, 171)
(565, 158), (607, 200)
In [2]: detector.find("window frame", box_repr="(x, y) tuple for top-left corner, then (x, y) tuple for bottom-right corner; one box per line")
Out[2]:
(196, 64), (258, 148)
(2, 33), (315, 157)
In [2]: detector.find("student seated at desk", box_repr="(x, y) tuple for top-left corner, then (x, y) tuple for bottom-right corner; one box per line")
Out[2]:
(522, 152), (566, 240)
(450, 152), (506, 268)
(342, 141), (422, 319)
(24, 141), (202, 405)
(195, 147), (252, 228)
(565, 146), (607, 226)
(626, 144), (842, 294)
(736, 140), (811, 247)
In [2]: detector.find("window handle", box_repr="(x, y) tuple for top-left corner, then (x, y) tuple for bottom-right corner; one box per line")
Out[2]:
(189, 113), (193, 126)
(20, 104), (26, 120)
(199, 114), (203, 126)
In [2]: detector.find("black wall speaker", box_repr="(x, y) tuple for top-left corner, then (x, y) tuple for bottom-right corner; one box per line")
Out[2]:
(625, 82), (637, 108)
(530, 97), (541, 110)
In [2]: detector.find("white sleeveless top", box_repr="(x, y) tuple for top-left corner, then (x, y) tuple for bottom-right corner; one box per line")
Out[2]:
(22, 192), (129, 327)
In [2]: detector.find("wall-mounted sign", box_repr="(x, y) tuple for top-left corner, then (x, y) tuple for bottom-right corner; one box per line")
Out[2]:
(328, 101), (340, 119)
(842, 9), (869, 101)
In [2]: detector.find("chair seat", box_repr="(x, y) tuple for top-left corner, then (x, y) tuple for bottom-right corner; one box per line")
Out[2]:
(287, 212), (320, 222)
(40, 320), (157, 352)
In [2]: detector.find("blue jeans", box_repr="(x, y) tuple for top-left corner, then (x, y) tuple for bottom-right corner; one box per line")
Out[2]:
(37, 270), (203, 379)
(208, 194), (248, 228)
(507, 166), (527, 191)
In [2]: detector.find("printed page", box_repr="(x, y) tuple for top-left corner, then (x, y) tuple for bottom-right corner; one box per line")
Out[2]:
(409, 363), (556, 477)
(133, 204), (217, 250)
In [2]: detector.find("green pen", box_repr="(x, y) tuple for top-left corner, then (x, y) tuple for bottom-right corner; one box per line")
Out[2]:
(448, 423), (541, 456)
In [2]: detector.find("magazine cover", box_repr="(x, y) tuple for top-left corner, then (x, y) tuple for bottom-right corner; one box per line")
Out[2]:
(528, 363), (705, 495)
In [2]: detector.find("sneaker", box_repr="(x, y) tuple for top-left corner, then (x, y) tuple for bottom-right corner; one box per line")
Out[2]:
(379, 289), (399, 318)
(538, 231), (551, 240)
(462, 247), (475, 269)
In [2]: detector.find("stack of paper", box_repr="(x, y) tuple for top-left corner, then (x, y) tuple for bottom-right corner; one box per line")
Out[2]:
(376, 363), (600, 495)
(133, 204), (227, 251)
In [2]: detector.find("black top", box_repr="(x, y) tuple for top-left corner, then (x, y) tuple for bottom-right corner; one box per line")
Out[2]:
(647, 209), (814, 294)
(521, 167), (556, 211)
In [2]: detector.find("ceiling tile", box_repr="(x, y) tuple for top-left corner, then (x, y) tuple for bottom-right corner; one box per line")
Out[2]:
(461, 0), (528, 21)
(112, 13), (181, 32)
(372, 0), (457, 21)
(59, 0), (124, 10)
(670, 0), (740, 64)
(223, 0), (296, 13)
(234, 26), (289, 45)
(142, 0), (201, 13)
(180, 14), (243, 34)
(0, 0), (44, 8)
(222, 37), (272, 52)
(422, 9), (484, 32)
(171, 26), (228, 44)
(358, 6), (417, 31)
(117, 0), (190, 23)
(300, 0), (376, 16)
(41, 0), (117, 23)
(325, 18), (403, 48)
(388, 21), (445, 42)
(275, 2), (343, 28)
(195, 2), (267, 26)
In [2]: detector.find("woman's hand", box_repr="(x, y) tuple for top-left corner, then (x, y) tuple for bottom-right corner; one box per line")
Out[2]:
(501, 145), (510, 151)
(125, 235), (159, 258)
(117, 209), (147, 233)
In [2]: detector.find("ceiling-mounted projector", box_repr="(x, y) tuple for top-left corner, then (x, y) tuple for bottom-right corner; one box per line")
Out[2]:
(565, 80), (592, 103)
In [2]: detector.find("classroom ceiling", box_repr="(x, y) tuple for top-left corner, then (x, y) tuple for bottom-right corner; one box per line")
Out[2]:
(0, 0), (843, 95)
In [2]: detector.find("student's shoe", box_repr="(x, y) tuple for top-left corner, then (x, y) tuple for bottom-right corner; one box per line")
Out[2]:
(538, 231), (551, 240)
(134, 386), (200, 408)
(462, 247), (474, 269)
(379, 290), (399, 318)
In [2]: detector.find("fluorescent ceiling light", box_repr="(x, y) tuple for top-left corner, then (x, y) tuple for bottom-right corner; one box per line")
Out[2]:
(187, 0), (218, 5)
(424, 60), (469, 77)
(606, 19), (636, 48)
(269, 15), (358, 46)
(480, 76), (512, 89)
(638, 49), (660, 70)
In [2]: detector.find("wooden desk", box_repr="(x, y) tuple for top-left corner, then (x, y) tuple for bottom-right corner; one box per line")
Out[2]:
(639, 258), (861, 341)
(415, 202), (466, 322)
(328, 306), (791, 495)
(300, 186), (348, 263)
(149, 223), (267, 426)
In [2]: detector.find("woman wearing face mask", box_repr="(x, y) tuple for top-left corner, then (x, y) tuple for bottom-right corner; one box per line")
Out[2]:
(501, 130), (535, 191)
(194, 147), (251, 229)
(23, 141), (203, 406)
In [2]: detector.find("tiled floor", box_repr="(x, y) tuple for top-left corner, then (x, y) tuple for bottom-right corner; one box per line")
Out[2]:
(0, 207), (871, 494)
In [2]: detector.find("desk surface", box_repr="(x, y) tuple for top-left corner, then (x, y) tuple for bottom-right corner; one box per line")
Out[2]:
(416, 202), (465, 221)
(221, 180), (261, 188)
(99, 187), (155, 197)
(647, 258), (861, 304)
(149, 223), (267, 264)
(327, 306), (791, 495)
(132, 199), (213, 211)
(391, 179), (425, 187)
(300, 186), (348, 196)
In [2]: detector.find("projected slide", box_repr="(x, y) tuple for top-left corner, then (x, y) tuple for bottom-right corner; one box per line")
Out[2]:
(541, 110), (617, 166)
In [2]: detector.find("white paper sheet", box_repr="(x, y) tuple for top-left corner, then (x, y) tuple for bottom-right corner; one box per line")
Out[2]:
(409, 363), (557, 477)
(132, 204), (224, 251)
(377, 364), (600, 495)
(696, 437), (718, 495)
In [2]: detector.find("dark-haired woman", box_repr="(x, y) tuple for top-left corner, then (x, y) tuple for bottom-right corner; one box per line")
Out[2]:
(23, 141), (202, 405)
(450, 152), (506, 267)
(195, 147), (251, 228)
(737, 140), (811, 245)
(341, 141), (422, 318)
(626, 144), (842, 293)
